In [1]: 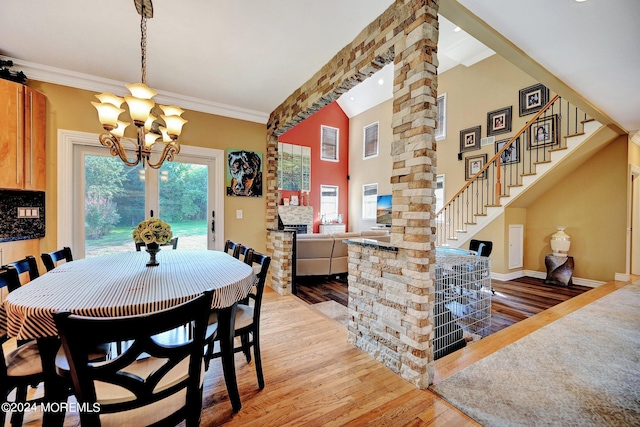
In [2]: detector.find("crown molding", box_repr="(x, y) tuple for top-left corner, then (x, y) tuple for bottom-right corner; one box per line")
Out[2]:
(631, 130), (640, 147)
(1, 55), (269, 125)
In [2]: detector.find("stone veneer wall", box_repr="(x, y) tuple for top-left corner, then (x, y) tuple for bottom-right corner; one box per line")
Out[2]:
(264, 0), (439, 388)
(277, 206), (314, 232)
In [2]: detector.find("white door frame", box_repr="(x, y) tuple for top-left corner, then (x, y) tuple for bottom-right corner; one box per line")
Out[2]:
(57, 129), (225, 256)
(629, 164), (640, 276)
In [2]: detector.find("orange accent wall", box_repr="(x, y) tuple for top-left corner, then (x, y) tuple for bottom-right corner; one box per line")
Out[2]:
(278, 102), (349, 233)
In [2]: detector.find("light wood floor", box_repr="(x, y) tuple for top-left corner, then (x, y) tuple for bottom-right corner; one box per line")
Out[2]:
(14, 278), (632, 426)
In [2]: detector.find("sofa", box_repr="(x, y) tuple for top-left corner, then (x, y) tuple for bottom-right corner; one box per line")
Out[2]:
(295, 230), (390, 277)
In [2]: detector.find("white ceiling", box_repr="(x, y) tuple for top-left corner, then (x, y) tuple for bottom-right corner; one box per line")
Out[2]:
(1, 0), (638, 131)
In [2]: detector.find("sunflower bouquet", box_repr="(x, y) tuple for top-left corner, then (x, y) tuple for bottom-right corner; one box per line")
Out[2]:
(132, 218), (173, 245)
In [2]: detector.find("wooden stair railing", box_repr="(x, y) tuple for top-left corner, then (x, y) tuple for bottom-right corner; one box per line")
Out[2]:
(435, 94), (592, 246)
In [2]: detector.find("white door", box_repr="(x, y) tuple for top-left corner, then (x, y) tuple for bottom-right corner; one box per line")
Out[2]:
(509, 224), (524, 269)
(58, 130), (225, 258)
(632, 173), (640, 275)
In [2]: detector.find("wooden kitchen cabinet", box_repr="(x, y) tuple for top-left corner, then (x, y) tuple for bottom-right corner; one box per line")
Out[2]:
(0, 79), (46, 191)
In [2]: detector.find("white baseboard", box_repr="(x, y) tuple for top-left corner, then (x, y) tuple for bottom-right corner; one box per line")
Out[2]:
(490, 270), (604, 288)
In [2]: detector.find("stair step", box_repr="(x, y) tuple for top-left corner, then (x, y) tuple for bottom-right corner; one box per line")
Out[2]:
(533, 160), (551, 165)
(454, 229), (467, 233)
(474, 213), (487, 217)
(581, 118), (595, 124)
(565, 132), (585, 138)
(485, 204), (501, 208)
(463, 222), (477, 226)
(507, 184), (523, 188)
(521, 172), (537, 177)
(549, 146), (568, 152)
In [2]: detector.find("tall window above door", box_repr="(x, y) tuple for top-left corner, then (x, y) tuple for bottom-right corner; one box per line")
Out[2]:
(436, 93), (447, 141)
(363, 122), (379, 159)
(321, 125), (339, 162)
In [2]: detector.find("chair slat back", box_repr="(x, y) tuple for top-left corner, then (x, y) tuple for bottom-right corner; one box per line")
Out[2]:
(41, 247), (73, 272)
(54, 289), (213, 426)
(3, 256), (39, 283)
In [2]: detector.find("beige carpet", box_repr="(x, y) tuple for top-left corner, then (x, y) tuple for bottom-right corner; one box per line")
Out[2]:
(311, 300), (348, 327)
(430, 281), (640, 427)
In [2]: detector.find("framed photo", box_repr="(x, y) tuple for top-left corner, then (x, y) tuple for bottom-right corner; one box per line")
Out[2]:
(495, 138), (520, 165)
(290, 195), (299, 206)
(528, 115), (558, 149)
(465, 153), (488, 180)
(519, 83), (549, 116)
(226, 149), (263, 197)
(460, 126), (481, 153)
(487, 106), (512, 136)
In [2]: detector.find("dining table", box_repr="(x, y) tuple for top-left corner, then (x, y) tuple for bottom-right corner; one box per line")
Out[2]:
(0, 249), (256, 425)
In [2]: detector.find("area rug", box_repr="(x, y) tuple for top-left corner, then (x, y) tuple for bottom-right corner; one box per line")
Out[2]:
(312, 300), (348, 327)
(430, 281), (640, 427)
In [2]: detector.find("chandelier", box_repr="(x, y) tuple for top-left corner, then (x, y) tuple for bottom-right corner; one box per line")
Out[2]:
(92, 0), (186, 169)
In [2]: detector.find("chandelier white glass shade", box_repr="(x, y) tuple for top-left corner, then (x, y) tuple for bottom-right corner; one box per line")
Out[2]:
(92, 0), (186, 169)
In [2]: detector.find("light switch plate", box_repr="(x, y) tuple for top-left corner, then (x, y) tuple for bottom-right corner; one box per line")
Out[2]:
(236, 210), (243, 219)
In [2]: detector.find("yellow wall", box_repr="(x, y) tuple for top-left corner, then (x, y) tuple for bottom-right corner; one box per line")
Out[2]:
(436, 55), (545, 201)
(29, 81), (267, 256)
(524, 136), (627, 280)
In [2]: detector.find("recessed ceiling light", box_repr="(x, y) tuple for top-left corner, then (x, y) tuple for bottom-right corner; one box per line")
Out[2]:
(454, 26), (462, 32)
(378, 78), (384, 85)
(574, 0), (588, 2)
(350, 96), (355, 101)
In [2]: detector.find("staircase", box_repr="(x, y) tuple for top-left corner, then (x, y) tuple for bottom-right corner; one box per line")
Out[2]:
(436, 95), (617, 248)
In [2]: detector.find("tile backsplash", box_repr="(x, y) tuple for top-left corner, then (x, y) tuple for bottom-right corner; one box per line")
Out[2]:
(0, 190), (46, 242)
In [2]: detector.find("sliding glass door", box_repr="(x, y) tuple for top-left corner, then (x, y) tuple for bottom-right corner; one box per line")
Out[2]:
(73, 145), (216, 257)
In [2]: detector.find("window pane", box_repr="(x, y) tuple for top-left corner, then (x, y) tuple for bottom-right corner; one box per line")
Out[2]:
(321, 126), (338, 161)
(159, 162), (208, 250)
(436, 94), (446, 140)
(364, 123), (379, 159)
(84, 155), (144, 257)
(320, 184), (339, 222)
(363, 183), (378, 219)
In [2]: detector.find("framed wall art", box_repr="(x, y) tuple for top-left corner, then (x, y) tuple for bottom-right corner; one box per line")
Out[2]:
(528, 115), (558, 149)
(226, 149), (263, 197)
(459, 126), (481, 153)
(519, 83), (549, 116)
(487, 106), (512, 136)
(465, 153), (488, 180)
(495, 137), (520, 164)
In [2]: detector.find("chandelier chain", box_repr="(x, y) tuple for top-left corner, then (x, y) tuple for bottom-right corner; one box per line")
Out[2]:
(141, 15), (147, 84)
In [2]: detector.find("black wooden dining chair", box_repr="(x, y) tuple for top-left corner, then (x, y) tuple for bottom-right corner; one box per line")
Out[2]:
(54, 289), (214, 427)
(2, 255), (39, 284)
(224, 240), (242, 258)
(205, 250), (271, 390)
(0, 266), (46, 427)
(135, 237), (179, 251)
(41, 247), (73, 272)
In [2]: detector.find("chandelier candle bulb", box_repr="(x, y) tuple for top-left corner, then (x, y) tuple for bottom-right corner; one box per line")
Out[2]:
(91, 102), (124, 130)
(161, 115), (188, 138)
(159, 105), (185, 116)
(95, 92), (125, 107)
(125, 82), (157, 99)
(111, 121), (130, 138)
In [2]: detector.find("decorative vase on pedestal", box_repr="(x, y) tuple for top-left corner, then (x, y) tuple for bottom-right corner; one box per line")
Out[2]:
(146, 243), (161, 267)
(550, 227), (571, 257)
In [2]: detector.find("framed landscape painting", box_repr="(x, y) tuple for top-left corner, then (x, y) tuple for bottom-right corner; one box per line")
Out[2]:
(460, 126), (481, 153)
